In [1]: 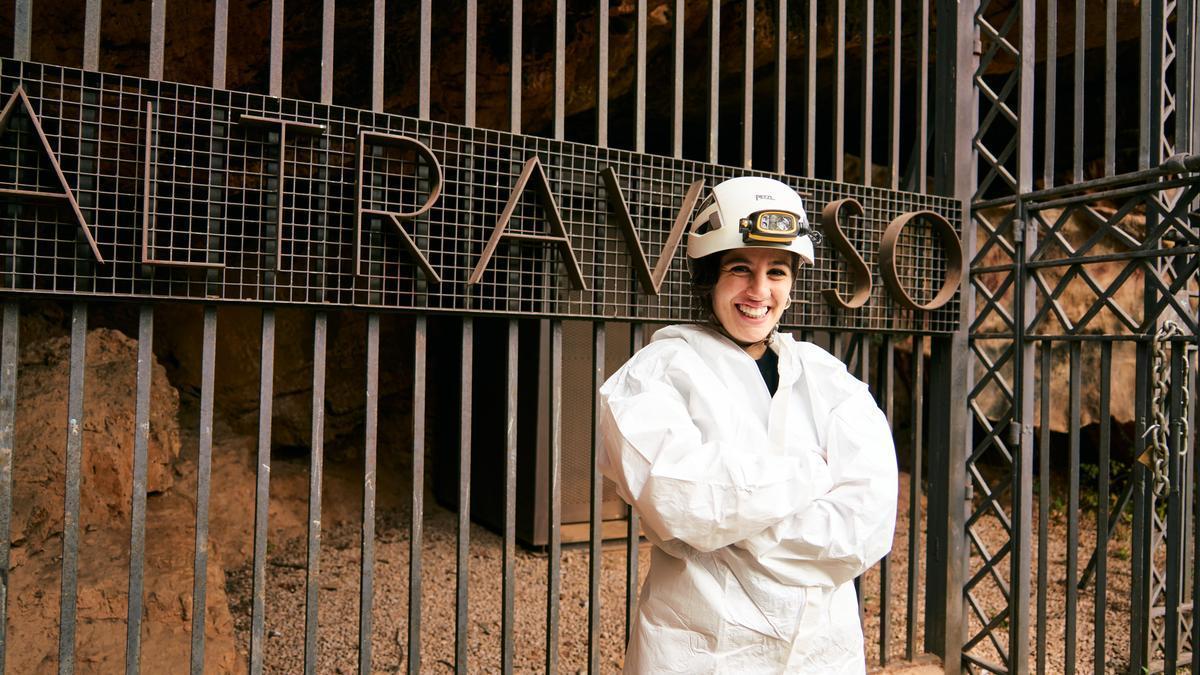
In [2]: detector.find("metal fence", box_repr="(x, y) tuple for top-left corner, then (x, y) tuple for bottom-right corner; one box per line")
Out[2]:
(0, 0), (1195, 674)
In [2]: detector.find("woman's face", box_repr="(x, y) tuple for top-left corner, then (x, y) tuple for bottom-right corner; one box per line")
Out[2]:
(711, 247), (795, 355)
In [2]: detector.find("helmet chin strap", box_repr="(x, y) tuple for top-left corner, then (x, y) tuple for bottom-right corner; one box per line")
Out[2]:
(705, 315), (777, 352)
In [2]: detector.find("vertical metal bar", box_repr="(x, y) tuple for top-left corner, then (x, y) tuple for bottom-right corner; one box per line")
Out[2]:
(1043, 0), (1057, 188)
(862, 0), (874, 185)
(373, 0), (386, 112)
(150, 0), (166, 80)
(1178, 0), (1195, 153)
(545, 321), (562, 673)
(555, 0), (566, 140)
(306, 0), (337, 659)
(465, 0), (476, 127)
(84, 0), (101, 70)
(597, 0), (609, 146)
(806, 0), (817, 177)
(775, 0), (786, 171)
(303, 313), (328, 675)
(855, 338), (870, 629)
(13, 0), (30, 60)
(1013, 0), (1038, 664)
(929, 0), (972, 665)
(587, 322), (605, 674)
(1095, 341), (1112, 675)
(925, 330), (969, 667)
(1036, 343), (1051, 675)
(1011, 225), (1036, 675)
(125, 306), (155, 675)
(834, 0), (846, 181)
(511, 0), (522, 134)
(916, 0), (929, 192)
(58, 302), (87, 675)
(1164, 343), (1186, 674)
(188, 307), (218, 675)
(0, 303), (19, 675)
(906, 333), (924, 660)
(708, 0), (720, 164)
(1191, 343), (1199, 675)
(878, 336), (894, 666)
(408, 316), (426, 675)
(673, 0), (684, 157)
(359, 315), (380, 675)
(249, 309), (276, 674)
(626, 323), (645, 645)
(419, 0), (431, 118)
(636, 0), (647, 152)
(1104, 0), (1116, 176)
(360, 1), (387, 658)
(501, 320), (518, 674)
(1139, 0), (1163, 169)
(1065, 342), (1081, 675)
(270, 0), (284, 97)
(213, 0), (229, 89)
(1073, 0), (1085, 183)
(1189, 0), (1200, 155)
(890, 0), (900, 189)
(742, 0), (754, 167)
(1130, 342), (1151, 671)
(454, 319), (473, 674)
(322, 0), (335, 103)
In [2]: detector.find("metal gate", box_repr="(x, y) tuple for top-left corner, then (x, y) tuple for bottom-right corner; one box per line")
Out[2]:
(959, 0), (1200, 672)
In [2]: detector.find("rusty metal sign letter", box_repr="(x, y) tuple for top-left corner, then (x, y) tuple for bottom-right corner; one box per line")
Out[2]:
(819, 198), (873, 309)
(879, 210), (964, 311)
(0, 85), (104, 263)
(237, 114), (327, 271)
(601, 168), (702, 295)
(142, 101), (224, 269)
(354, 131), (444, 283)
(468, 156), (587, 290)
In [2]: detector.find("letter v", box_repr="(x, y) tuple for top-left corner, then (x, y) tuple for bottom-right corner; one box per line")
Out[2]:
(0, 86), (103, 263)
(601, 168), (702, 295)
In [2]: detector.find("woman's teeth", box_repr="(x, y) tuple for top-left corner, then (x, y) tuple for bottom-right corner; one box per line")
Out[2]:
(737, 304), (768, 318)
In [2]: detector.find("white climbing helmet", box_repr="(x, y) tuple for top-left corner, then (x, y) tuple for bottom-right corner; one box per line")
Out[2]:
(687, 176), (815, 265)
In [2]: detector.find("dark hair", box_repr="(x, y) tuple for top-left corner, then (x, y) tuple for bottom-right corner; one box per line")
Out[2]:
(688, 253), (723, 320)
(688, 249), (801, 321)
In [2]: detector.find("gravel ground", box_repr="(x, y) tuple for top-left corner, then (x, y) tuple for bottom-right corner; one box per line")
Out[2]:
(220, 455), (1137, 673)
(226, 505), (650, 674)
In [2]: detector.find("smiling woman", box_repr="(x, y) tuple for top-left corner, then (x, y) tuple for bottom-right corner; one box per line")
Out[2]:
(597, 176), (898, 674)
(709, 248), (794, 358)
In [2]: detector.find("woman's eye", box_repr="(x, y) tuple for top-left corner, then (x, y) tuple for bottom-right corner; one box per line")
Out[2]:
(768, 268), (788, 278)
(725, 265), (751, 275)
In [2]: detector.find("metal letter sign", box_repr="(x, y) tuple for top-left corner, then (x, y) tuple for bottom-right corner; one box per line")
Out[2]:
(0, 60), (962, 333)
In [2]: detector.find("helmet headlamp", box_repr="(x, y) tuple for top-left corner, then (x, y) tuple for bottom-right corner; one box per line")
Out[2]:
(739, 210), (803, 244)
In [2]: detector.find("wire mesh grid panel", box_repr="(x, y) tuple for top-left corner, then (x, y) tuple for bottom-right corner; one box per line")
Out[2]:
(0, 59), (961, 333)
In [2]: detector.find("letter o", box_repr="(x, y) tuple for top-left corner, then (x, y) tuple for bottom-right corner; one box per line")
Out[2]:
(879, 210), (964, 311)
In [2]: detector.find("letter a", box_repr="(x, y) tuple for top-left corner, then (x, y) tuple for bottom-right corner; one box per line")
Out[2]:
(469, 156), (587, 290)
(0, 86), (103, 262)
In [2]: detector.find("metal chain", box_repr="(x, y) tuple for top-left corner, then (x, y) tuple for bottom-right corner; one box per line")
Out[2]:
(1145, 320), (1189, 497)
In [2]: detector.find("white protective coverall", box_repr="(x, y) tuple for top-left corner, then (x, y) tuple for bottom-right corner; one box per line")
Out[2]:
(598, 323), (898, 674)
